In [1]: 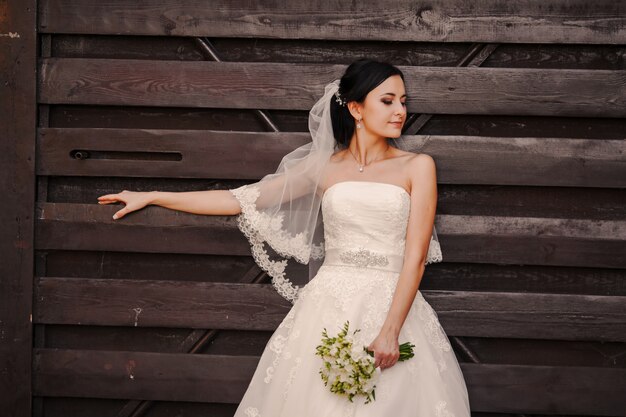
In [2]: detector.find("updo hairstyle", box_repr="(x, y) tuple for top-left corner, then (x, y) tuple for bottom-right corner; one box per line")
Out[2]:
(330, 59), (405, 148)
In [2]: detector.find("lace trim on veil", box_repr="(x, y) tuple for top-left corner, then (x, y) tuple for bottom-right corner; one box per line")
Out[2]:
(425, 237), (443, 265)
(229, 184), (324, 303)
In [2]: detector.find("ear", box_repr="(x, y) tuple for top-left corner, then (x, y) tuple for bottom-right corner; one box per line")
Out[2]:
(347, 101), (362, 121)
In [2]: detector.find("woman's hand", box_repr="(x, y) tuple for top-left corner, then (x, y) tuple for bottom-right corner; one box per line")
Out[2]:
(97, 190), (154, 220)
(367, 329), (400, 371)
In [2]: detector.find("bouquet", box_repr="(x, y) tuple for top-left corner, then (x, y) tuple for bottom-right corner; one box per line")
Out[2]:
(314, 320), (415, 404)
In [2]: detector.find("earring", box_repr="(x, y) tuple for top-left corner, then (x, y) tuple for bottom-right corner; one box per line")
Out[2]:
(356, 117), (362, 129)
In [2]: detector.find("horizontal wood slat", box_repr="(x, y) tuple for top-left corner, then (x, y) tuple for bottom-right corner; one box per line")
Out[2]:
(37, 128), (626, 187)
(34, 277), (626, 342)
(35, 278), (287, 331)
(37, 128), (308, 180)
(36, 203), (626, 268)
(33, 348), (626, 415)
(38, 59), (626, 117)
(38, 0), (626, 44)
(33, 349), (257, 404)
(465, 363), (626, 416)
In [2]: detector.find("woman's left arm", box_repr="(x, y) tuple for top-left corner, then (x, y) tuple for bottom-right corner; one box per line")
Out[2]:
(367, 153), (438, 369)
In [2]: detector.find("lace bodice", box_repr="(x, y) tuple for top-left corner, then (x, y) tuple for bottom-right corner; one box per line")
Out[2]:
(321, 181), (410, 258)
(320, 180), (442, 272)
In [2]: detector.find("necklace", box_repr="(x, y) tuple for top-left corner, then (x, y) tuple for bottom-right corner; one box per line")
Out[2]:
(348, 144), (389, 172)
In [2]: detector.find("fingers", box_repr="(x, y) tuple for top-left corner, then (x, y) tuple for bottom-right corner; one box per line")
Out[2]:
(97, 190), (129, 202)
(380, 360), (397, 370)
(374, 352), (400, 370)
(97, 192), (128, 217)
(97, 194), (122, 204)
(379, 358), (396, 368)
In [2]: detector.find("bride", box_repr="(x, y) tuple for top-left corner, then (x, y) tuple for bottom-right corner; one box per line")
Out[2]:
(98, 58), (471, 416)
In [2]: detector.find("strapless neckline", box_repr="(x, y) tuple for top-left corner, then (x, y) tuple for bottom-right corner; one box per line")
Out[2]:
(322, 180), (410, 200)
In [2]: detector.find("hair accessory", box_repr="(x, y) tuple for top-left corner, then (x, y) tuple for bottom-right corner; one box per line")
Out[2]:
(334, 90), (346, 106)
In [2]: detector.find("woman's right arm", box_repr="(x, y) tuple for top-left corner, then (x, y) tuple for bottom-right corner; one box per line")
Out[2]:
(99, 157), (323, 220)
(98, 189), (241, 220)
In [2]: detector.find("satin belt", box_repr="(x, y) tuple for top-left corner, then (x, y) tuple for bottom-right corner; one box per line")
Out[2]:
(322, 248), (404, 273)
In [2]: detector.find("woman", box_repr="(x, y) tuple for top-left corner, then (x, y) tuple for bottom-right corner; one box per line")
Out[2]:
(98, 59), (471, 416)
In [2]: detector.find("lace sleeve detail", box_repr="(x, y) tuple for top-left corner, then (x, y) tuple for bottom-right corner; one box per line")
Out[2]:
(229, 183), (322, 303)
(424, 235), (443, 265)
(230, 183), (311, 263)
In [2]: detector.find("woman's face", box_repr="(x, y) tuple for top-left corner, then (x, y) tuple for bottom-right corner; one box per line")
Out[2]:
(352, 75), (407, 139)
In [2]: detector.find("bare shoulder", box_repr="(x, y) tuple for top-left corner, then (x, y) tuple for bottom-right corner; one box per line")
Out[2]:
(409, 152), (435, 168)
(403, 152), (436, 194)
(396, 149), (435, 171)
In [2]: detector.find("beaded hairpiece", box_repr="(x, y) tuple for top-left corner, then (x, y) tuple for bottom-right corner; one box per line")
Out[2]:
(334, 90), (346, 106)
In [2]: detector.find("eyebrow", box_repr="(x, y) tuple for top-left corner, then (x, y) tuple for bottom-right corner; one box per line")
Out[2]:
(379, 93), (407, 98)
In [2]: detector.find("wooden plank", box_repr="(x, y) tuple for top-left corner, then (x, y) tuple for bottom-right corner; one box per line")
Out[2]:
(439, 220), (625, 269)
(433, 186), (626, 221)
(44, 177), (626, 222)
(37, 128), (309, 180)
(44, 251), (257, 284)
(463, 363), (626, 416)
(438, 338), (626, 369)
(41, 399), (236, 417)
(33, 348), (626, 415)
(43, 326), (272, 356)
(38, 59), (626, 117)
(46, 105), (626, 139)
(48, 35), (626, 72)
(34, 278), (626, 342)
(42, 250), (626, 296)
(33, 349), (258, 404)
(0, 1), (36, 416)
(37, 128), (626, 187)
(38, 0), (626, 44)
(420, 263), (626, 297)
(34, 278), (288, 331)
(36, 202), (249, 255)
(39, 325), (626, 368)
(35, 203), (626, 268)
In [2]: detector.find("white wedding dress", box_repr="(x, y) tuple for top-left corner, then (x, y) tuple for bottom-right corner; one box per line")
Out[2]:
(233, 181), (471, 417)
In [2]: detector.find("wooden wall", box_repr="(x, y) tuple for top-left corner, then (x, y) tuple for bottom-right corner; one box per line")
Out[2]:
(2, 1), (625, 416)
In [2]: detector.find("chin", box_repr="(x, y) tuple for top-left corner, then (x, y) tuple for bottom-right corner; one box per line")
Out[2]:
(387, 129), (402, 138)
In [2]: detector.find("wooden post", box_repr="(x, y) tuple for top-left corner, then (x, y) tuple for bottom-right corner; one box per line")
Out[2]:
(0, 1), (36, 416)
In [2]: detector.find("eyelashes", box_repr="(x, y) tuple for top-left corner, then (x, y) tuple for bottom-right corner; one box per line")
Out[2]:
(382, 100), (407, 106)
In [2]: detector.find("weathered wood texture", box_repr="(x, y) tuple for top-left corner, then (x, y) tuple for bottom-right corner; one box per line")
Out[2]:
(38, 128), (626, 187)
(39, 59), (626, 117)
(34, 277), (626, 342)
(47, 180), (626, 224)
(38, 0), (626, 44)
(47, 34), (626, 71)
(33, 348), (626, 416)
(36, 203), (626, 268)
(0, 1), (36, 417)
(41, 250), (626, 296)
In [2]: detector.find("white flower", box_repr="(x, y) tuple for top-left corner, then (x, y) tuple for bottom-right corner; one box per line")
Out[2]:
(350, 344), (367, 361)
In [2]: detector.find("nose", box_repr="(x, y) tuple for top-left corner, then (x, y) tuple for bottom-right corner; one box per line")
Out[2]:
(395, 101), (406, 117)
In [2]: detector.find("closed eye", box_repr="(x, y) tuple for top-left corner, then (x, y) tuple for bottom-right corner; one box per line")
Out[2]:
(382, 100), (407, 106)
